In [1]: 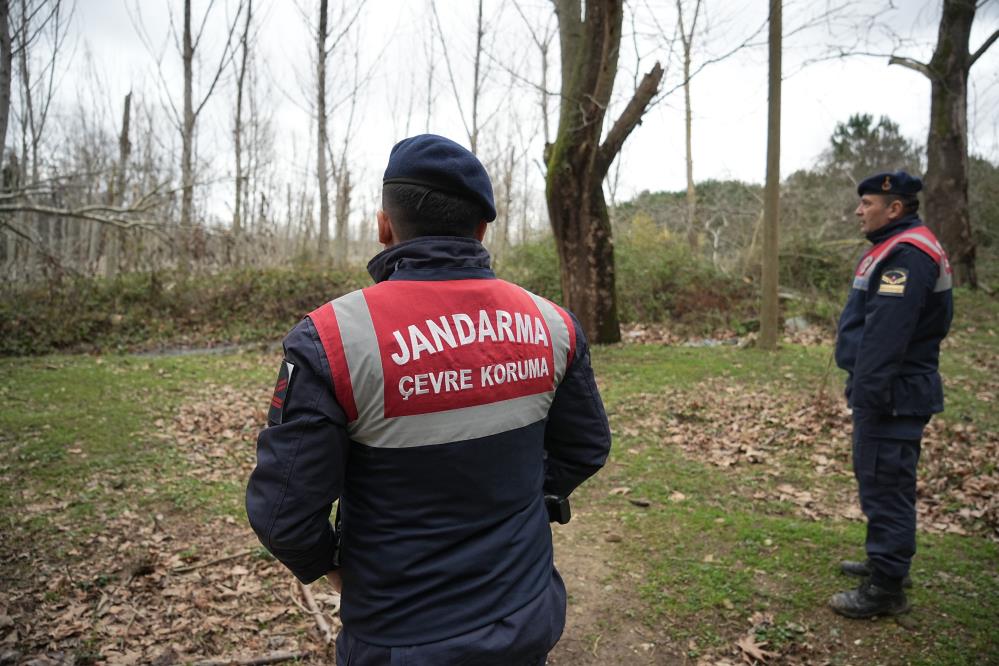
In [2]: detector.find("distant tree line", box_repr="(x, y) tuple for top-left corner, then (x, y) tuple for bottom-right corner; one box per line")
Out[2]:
(0, 0), (995, 345)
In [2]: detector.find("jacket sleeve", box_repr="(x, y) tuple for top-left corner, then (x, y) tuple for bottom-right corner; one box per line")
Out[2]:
(850, 244), (938, 415)
(245, 317), (350, 583)
(543, 313), (612, 498)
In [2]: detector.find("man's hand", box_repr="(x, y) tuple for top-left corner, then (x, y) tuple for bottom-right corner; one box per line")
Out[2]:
(326, 569), (343, 594)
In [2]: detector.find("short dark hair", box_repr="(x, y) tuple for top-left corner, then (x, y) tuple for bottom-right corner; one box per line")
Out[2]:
(883, 193), (919, 216)
(382, 183), (485, 240)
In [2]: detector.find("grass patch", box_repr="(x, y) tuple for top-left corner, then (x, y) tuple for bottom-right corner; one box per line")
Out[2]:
(2, 285), (996, 663)
(0, 351), (274, 537)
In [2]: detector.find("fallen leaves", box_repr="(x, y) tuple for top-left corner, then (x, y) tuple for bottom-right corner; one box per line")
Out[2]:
(1, 373), (340, 665)
(612, 378), (999, 541)
(737, 633), (778, 664)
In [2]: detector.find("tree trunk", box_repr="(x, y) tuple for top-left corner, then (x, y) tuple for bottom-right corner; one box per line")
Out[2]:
(333, 163), (350, 266)
(890, 0), (998, 288)
(0, 0), (10, 166)
(180, 0), (195, 269)
(924, 0), (974, 287)
(546, 0), (662, 343)
(233, 0), (252, 254)
(104, 91), (131, 279)
(470, 0), (483, 154)
(678, 0), (701, 252)
(758, 0), (781, 350)
(316, 0), (330, 259)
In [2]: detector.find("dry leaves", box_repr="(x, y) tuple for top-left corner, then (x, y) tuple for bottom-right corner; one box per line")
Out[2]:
(2, 378), (340, 665)
(612, 378), (999, 540)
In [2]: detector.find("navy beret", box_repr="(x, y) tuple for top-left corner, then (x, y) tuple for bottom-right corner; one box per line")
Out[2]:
(383, 134), (496, 222)
(857, 171), (922, 197)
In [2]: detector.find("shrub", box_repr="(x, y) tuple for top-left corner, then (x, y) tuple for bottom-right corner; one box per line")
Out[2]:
(0, 265), (369, 355)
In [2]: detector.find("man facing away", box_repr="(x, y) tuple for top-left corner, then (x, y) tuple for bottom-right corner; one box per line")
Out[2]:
(246, 134), (612, 664)
(830, 170), (953, 618)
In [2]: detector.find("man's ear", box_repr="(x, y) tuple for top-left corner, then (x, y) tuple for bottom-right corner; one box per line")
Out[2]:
(474, 221), (488, 241)
(377, 209), (396, 247)
(887, 198), (905, 220)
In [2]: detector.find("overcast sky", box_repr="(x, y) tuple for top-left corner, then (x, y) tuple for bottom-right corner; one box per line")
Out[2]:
(58, 0), (999, 223)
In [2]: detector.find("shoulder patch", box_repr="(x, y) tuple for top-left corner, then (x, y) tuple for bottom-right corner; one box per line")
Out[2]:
(267, 359), (296, 426)
(877, 267), (908, 297)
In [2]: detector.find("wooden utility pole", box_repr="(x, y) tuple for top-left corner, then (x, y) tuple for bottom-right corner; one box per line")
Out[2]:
(759, 0), (781, 350)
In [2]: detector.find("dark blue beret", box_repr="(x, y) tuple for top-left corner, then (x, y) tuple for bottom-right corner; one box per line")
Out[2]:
(383, 134), (496, 222)
(857, 171), (922, 197)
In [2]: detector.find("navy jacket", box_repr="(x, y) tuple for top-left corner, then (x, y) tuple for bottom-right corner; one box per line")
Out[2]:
(835, 215), (953, 437)
(246, 237), (611, 646)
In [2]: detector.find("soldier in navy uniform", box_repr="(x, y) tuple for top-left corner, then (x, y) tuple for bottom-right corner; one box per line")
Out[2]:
(246, 134), (612, 664)
(830, 171), (953, 618)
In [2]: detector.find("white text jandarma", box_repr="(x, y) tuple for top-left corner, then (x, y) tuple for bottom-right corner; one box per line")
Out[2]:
(390, 309), (550, 366)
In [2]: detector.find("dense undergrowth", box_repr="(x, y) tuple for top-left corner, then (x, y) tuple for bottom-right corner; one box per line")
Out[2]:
(0, 223), (962, 355)
(0, 265), (371, 355)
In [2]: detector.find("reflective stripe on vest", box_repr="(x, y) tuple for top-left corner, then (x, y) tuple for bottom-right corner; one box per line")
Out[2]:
(852, 225), (953, 293)
(309, 279), (576, 448)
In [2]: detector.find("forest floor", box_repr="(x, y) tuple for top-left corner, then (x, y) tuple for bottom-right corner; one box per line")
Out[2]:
(1, 290), (997, 666)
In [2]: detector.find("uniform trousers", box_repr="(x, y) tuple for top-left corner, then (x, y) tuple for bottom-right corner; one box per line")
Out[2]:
(852, 425), (923, 585)
(335, 569), (566, 666)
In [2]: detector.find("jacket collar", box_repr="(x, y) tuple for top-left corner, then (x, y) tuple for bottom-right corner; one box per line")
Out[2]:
(366, 236), (495, 283)
(866, 213), (922, 245)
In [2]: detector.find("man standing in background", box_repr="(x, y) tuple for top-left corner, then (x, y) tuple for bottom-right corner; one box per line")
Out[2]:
(831, 171), (953, 618)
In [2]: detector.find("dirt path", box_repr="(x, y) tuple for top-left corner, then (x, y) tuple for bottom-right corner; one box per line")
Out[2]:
(548, 502), (685, 665)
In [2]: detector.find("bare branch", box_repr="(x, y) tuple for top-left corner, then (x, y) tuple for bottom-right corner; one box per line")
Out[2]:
(970, 28), (998, 67)
(192, 1), (243, 120)
(888, 54), (932, 78)
(597, 61), (664, 176)
(430, 0), (472, 144)
(324, 2), (365, 58)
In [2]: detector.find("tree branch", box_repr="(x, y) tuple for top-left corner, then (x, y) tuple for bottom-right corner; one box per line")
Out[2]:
(888, 54), (932, 78)
(0, 197), (162, 230)
(597, 61), (663, 176)
(970, 28), (998, 67)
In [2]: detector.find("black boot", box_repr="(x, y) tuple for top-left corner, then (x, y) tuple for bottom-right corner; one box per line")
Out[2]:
(839, 559), (912, 588)
(829, 579), (910, 619)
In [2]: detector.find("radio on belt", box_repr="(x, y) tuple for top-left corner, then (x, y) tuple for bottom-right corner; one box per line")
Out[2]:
(544, 495), (571, 525)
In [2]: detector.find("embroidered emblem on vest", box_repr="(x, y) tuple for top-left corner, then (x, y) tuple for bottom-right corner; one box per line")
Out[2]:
(878, 268), (908, 296)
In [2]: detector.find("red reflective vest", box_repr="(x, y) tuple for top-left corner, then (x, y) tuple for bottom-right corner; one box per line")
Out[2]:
(309, 278), (577, 448)
(852, 224), (952, 294)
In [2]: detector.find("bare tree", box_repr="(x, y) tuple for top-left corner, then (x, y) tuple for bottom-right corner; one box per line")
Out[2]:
(677, 0), (702, 251)
(179, 0), (238, 234)
(423, 6), (435, 134)
(889, 0), (998, 288)
(546, 0), (663, 343)
(0, 0), (11, 165)
(232, 0), (252, 248)
(104, 91), (131, 278)
(129, 0), (241, 271)
(316, 0), (330, 259)
(431, 0), (495, 154)
(512, 0), (557, 153)
(331, 35), (362, 268)
(471, 0), (483, 153)
(759, 0), (781, 350)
